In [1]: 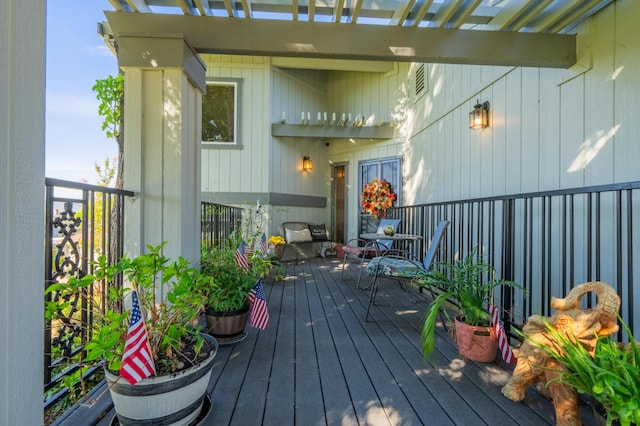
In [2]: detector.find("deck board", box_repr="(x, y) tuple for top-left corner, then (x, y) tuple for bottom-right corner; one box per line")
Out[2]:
(92, 257), (601, 426)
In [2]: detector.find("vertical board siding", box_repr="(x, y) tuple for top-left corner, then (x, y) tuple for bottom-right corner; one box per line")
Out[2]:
(200, 55), (269, 195)
(326, 0), (639, 209)
(269, 66), (330, 228)
(614, 0), (640, 184)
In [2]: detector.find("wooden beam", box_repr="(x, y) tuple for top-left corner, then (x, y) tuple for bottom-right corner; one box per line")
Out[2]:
(509, 0), (553, 32)
(426, 0), (463, 28)
(483, 0), (534, 31)
(449, 0), (482, 29)
(241, 0), (253, 18)
(406, 0), (435, 27)
(176, 0), (198, 15)
(334, 0), (345, 23)
(105, 11), (577, 68)
(389, 0), (416, 27)
(308, 0), (315, 21)
(347, 0), (363, 24)
(193, 0), (213, 16)
(272, 57), (394, 72)
(271, 123), (394, 140)
(123, 0), (152, 13)
(222, 0), (235, 17)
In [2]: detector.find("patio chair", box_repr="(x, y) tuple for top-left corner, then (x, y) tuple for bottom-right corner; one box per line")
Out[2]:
(341, 218), (401, 288)
(364, 220), (449, 322)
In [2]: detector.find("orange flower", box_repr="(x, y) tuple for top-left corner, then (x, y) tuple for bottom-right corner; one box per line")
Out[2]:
(361, 177), (396, 219)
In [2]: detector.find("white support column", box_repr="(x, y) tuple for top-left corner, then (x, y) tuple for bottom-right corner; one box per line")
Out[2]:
(0, 1), (46, 425)
(119, 37), (205, 269)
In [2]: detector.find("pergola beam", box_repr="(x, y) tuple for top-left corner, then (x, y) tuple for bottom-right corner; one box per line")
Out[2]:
(105, 11), (577, 68)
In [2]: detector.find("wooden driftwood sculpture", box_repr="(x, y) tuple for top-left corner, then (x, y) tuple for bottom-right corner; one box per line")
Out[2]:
(501, 282), (621, 426)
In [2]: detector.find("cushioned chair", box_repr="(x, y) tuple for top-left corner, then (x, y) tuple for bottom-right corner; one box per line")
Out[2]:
(341, 218), (401, 288)
(364, 220), (449, 322)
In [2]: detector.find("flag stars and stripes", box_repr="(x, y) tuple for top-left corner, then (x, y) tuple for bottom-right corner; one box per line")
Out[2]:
(235, 241), (250, 270)
(120, 290), (156, 385)
(248, 279), (269, 330)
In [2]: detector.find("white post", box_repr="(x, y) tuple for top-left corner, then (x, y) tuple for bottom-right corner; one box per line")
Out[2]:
(118, 37), (205, 267)
(0, 0), (46, 424)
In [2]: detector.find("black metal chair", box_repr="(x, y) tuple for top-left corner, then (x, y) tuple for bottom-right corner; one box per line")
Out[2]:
(341, 218), (401, 288)
(364, 220), (449, 322)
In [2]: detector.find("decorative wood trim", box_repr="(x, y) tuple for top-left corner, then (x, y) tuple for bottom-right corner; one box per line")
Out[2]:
(271, 123), (393, 140)
(201, 192), (326, 207)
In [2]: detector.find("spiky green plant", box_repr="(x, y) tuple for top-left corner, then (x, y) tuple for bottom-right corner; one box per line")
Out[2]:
(417, 247), (523, 360)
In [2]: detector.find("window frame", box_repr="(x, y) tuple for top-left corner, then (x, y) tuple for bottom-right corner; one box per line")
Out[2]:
(358, 156), (403, 207)
(201, 78), (242, 149)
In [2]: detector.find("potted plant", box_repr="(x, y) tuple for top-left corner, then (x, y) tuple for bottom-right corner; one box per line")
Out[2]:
(268, 234), (286, 260)
(534, 318), (640, 426)
(45, 242), (218, 425)
(199, 234), (276, 344)
(197, 201), (281, 343)
(417, 246), (523, 362)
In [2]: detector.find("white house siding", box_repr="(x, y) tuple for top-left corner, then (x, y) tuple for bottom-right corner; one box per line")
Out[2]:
(270, 67), (330, 228)
(200, 55), (270, 195)
(122, 65), (203, 266)
(1, 0), (45, 424)
(200, 55), (331, 236)
(325, 0), (640, 328)
(327, 0), (639, 205)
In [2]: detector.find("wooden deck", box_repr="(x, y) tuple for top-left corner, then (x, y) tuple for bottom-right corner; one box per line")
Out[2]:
(88, 257), (602, 426)
(202, 257), (596, 426)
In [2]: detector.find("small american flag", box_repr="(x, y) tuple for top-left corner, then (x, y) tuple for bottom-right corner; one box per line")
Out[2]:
(489, 304), (515, 365)
(120, 291), (156, 385)
(259, 233), (268, 254)
(247, 279), (269, 330)
(235, 241), (249, 270)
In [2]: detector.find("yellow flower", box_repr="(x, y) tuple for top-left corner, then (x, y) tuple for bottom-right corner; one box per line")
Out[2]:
(269, 235), (286, 246)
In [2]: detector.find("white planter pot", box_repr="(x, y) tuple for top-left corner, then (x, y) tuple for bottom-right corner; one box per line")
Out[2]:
(105, 334), (218, 426)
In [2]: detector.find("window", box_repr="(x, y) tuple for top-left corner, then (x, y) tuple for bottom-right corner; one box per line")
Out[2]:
(202, 79), (240, 147)
(359, 157), (402, 206)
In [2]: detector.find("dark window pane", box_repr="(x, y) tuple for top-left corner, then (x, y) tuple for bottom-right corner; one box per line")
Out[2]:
(202, 83), (235, 143)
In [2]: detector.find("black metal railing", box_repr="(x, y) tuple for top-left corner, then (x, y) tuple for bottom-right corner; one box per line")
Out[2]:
(201, 201), (243, 249)
(44, 178), (134, 410)
(387, 181), (639, 340)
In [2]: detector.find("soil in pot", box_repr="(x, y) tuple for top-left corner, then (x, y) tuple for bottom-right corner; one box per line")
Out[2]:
(454, 316), (498, 362)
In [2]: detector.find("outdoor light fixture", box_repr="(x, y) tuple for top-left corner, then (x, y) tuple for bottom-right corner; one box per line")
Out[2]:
(303, 156), (312, 171)
(469, 100), (489, 130)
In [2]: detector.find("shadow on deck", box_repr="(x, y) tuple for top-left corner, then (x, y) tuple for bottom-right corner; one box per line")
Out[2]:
(65, 257), (599, 425)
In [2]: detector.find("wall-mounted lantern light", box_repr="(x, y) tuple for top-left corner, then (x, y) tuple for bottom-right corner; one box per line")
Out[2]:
(469, 100), (489, 130)
(303, 156), (312, 171)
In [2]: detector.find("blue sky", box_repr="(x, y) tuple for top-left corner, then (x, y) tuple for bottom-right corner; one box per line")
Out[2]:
(46, 2), (118, 184)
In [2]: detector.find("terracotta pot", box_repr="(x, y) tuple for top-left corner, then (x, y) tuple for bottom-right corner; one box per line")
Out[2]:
(454, 316), (498, 362)
(205, 304), (250, 344)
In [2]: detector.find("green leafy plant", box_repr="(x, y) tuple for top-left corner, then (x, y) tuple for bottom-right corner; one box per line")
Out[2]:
(198, 201), (283, 311)
(199, 237), (276, 312)
(92, 73), (124, 189)
(535, 319), (640, 426)
(45, 242), (211, 378)
(417, 246), (523, 359)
